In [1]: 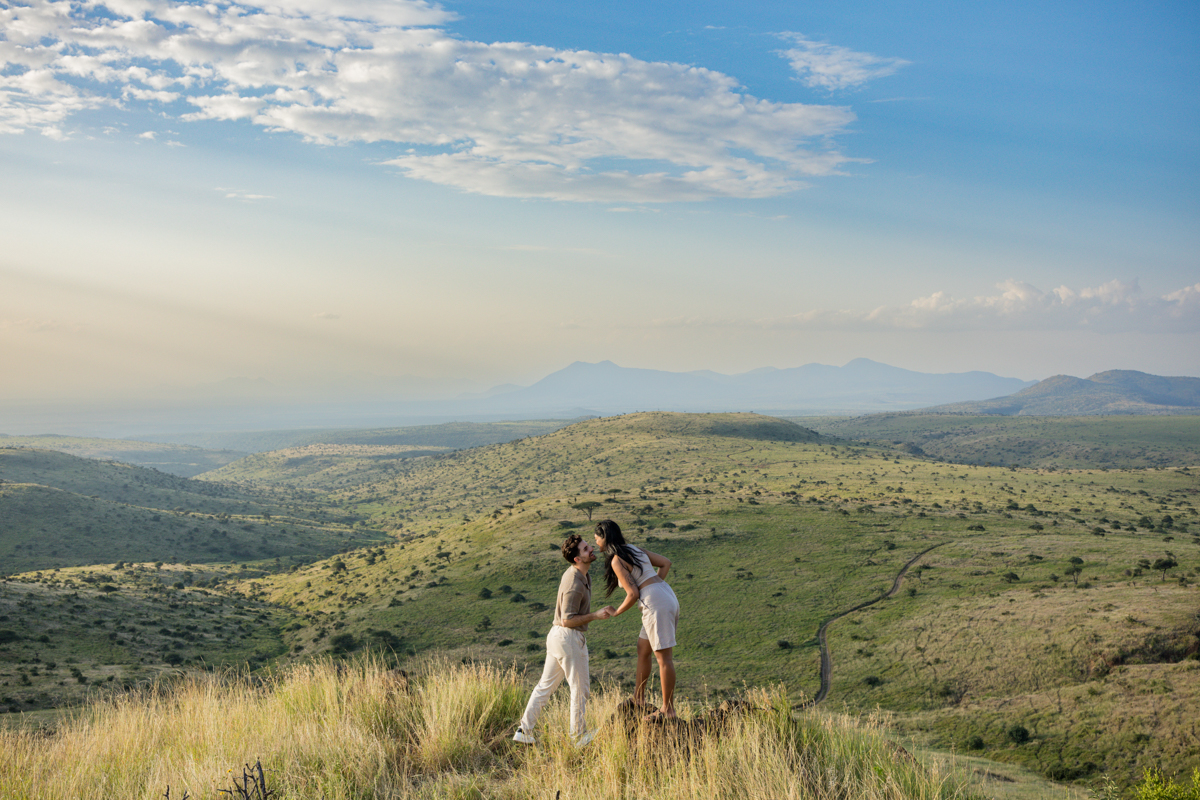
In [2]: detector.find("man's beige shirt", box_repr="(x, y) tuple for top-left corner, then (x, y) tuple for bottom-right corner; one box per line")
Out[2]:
(553, 566), (591, 632)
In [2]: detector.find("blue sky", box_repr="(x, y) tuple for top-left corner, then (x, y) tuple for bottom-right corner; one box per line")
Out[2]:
(1, 0), (1197, 410)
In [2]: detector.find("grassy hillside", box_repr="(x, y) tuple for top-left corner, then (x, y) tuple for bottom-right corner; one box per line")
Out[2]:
(0, 447), (389, 574)
(201, 443), (456, 488)
(5, 412), (1197, 792)
(141, 418), (581, 455)
(797, 414), (1200, 469)
(205, 412), (1198, 790)
(0, 562), (293, 715)
(0, 435), (246, 477)
(925, 372), (1200, 416)
(0, 657), (979, 800)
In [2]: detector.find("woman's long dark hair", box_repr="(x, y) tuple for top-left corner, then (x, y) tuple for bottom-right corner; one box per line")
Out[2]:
(596, 519), (640, 598)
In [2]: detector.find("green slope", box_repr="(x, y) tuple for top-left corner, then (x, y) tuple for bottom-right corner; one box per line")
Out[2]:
(221, 411), (1197, 789)
(0, 447), (390, 574)
(0, 435), (246, 477)
(0, 562), (293, 714)
(798, 414), (1200, 469)
(7, 412), (1197, 790)
(139, 418), (582, 454)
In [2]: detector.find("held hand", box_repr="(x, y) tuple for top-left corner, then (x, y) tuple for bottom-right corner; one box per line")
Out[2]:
(595, 606), (615, 620)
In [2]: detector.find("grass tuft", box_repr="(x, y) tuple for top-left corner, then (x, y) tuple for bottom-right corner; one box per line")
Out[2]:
(0, 656), (973, 799)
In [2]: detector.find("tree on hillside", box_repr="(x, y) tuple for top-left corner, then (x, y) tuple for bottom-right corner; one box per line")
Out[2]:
(1152, 557), (1178, 581)
(572, 501), (602, 521)
(1064, 564), (1083, 585)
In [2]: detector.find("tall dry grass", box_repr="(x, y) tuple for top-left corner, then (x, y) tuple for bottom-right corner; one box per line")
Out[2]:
(0, 656), (975, 799)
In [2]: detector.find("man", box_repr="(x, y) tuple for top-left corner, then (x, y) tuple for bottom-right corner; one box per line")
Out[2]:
(513, 533), (615, 746)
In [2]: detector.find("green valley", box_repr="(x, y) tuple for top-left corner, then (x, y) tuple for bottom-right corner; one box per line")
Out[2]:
(2, 412), (1197, 794)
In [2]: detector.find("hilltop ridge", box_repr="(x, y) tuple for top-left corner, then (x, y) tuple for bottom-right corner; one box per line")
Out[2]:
(927, 369), (1200, 415)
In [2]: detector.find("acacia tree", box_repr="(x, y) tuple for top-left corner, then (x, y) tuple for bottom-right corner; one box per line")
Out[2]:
(572, 501), (602, 521)
(1153, 557), (1178, 581)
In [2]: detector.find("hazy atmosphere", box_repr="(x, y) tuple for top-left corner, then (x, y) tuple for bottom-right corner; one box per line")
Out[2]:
(2, 0), (1198, 416)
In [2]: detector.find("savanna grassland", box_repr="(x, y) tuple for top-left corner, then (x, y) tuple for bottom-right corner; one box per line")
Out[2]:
(0, 561), (293, 715)
(1, 412), (1197, 797)
(0, 656), (977, 800)
(0, 434), (247, 477)
(797, 413), (1200, 470)
(0, 447), (390, 574)
(202, 413), (1199, 790)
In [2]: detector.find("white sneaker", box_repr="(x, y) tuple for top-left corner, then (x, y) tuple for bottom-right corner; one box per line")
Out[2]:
(572, 729), (596, 747)
(513, 728), (536, 744)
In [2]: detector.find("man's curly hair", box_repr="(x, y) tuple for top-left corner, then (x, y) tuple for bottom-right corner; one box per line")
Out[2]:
(561, 533), (584, 564)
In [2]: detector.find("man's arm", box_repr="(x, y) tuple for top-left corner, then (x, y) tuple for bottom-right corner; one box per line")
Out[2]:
(559, 605), (617, 628)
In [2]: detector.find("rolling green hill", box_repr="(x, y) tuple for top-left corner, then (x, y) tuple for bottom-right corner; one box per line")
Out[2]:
(795, 414), (1200, 469)
(5, 412), (1198, 792)
(927, 370), (1200, 416)
(0, 561), (294, 714)
(139, 418), (582, 455)
(205, 412), (1198, 789)
(0, 435), (247, 477)
(0, 447), (389, 574)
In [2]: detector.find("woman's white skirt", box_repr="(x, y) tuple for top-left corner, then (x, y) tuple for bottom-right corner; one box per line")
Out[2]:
(637, 581), (679, 651)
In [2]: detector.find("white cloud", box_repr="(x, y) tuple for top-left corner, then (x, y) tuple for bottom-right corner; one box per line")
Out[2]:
(652, 280), (1200, 334)
(137, 130), (156, 139)
(778, 33), (909, 91)
(220, 189), (274, 201)
(0, 0), (859, 202)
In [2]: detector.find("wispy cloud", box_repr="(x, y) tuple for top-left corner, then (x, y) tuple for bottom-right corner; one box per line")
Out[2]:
(0, 0), (859, 202)
(777, 33), (909, 91)
(653, 280), (1200, 334)
(217, 188), (274, 201)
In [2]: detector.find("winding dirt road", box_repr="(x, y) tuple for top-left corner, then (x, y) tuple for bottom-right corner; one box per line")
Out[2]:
(799, 542), (949, 708)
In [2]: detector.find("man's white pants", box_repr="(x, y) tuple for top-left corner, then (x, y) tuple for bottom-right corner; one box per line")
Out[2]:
(518, 626), (589, 736)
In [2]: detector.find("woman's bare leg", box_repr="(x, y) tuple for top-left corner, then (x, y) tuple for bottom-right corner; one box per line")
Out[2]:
(653, 647), (675, 717)
(634, 636), (653, 706)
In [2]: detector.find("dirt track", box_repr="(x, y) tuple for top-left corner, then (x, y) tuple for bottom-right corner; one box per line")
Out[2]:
(799, 542), (949, 708)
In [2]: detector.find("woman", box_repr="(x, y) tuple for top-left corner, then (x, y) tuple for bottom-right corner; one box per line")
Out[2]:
(594, 518), (680, 720)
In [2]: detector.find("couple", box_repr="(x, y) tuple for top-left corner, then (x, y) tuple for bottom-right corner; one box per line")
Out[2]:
(513, 519), (680, 745)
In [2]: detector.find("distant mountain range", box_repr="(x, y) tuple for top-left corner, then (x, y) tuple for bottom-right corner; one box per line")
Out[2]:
(465, 358), (1035, 416)
(9, 361), (1194, 441)
(926, 370), (1200, 415)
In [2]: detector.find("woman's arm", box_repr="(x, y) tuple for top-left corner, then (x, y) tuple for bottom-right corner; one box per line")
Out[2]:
(643, 549), (672, 581)
(611, 557), (640, 617)
(558, 606), (616, 629)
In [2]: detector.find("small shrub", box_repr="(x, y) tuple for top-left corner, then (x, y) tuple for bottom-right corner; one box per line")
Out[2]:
(863, 675), (883, 687)
(1006, 724), (1030, 744)
(966, 735), (984, 750)
(329, 633), (359, 654)
(777, 640), (791, 650)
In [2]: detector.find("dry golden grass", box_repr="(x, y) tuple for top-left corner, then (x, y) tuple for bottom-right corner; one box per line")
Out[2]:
(0, 656), (976, 800)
